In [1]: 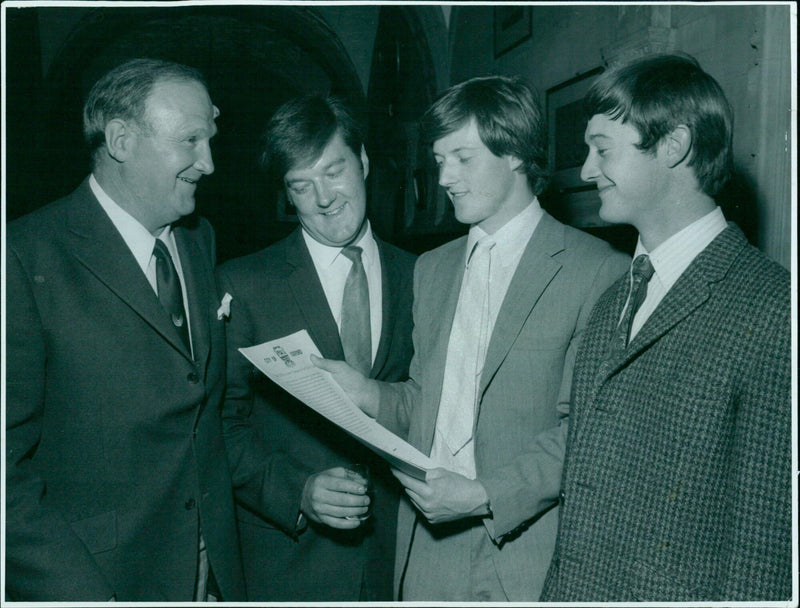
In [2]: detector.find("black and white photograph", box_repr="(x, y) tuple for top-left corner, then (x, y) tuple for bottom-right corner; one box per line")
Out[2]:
(2, 1), (796, 605)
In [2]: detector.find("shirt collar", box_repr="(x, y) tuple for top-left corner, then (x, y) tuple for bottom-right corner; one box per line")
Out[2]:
(90, 174), (168, 273)
(302, 221), (378, 269)
(466, 197), (543, 267)
(633, 206), (727, 292)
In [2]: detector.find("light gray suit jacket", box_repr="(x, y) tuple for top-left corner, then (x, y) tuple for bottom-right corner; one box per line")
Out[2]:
(376, 212), (630, 600)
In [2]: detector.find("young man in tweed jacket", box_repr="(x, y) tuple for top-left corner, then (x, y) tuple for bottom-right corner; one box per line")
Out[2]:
(541, 54), (792, 602)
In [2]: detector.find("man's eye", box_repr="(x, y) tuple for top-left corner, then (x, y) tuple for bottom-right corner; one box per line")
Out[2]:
(458, 156), (473, 164)
(291, 184), (310, 195)
(597, 148), (608, 157)
(327, 169), (344, 179)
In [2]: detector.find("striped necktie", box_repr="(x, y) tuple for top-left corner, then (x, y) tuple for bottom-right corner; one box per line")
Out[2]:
(596, 254), (654, 381)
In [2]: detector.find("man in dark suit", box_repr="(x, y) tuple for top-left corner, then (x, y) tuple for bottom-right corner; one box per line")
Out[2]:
(216, 95), (416, 601)
(5, 58), (245, 601)
(541, 53), (792, 601)
(315, 76), (629, 601)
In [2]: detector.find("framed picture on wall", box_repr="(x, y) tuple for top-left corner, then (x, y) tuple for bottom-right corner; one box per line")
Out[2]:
(545, 66), (608, 228)
(493, 6), (531, 58)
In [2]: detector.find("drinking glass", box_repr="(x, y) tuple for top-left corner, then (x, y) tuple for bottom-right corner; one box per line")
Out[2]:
(345, 463), (373, 521)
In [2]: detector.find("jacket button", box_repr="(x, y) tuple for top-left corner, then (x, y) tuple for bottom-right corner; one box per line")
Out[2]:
(187, 372), (199, 383)
(559, 490), (566, 504)
(185, 498), (196, 510)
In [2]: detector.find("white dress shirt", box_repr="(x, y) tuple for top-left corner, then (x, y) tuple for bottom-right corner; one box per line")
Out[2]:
(302, 222), (383, 365)
(628, 206), (728, 341)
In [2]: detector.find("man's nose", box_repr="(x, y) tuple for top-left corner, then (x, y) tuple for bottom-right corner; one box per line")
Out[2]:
(194, 141), (215, 175)
(580, 151), (599, 183)
(438, 160), (457, 188)
(314, 180), (336, 207)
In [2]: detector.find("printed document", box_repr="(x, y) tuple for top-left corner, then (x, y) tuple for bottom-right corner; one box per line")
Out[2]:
(239, 330), (433, 480)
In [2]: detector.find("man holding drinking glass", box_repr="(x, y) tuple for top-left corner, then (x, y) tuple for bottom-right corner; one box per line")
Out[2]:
(217, 94), (416, 601)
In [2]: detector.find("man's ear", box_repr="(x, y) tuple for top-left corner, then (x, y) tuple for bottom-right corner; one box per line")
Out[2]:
(360, 145), (370, 180)
(663, 124), (692, 168)
(507, 155), (524, 173)
(104, 119), (135, 162)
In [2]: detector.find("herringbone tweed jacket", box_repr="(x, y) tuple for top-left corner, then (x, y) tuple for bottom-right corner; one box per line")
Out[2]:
(541, 224), (792, 602)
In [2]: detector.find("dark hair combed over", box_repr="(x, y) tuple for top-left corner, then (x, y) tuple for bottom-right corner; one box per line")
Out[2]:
(584, 53), (733, 196)
(259, 95), (365, 181)
(82, 58), (207, 159)
(419, 75), (549, 195)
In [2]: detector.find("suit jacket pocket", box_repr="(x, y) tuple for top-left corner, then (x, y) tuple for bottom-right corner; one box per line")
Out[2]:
(236, 503), (284, 531)
(69, 510), (117, 555)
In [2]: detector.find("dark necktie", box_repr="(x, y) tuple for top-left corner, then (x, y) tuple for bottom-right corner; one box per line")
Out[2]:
(153, 239), (191, 352)
(612, 253), (655, 351)
(596, 254), (654, 381)
(340, 246), (372, 376)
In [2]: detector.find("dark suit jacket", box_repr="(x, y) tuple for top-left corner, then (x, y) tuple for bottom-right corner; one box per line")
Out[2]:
(4, 178), (245, 601)
(541, 224), (792, 601)
(216, 226), (415, 601)
(376, 213), (630, 599)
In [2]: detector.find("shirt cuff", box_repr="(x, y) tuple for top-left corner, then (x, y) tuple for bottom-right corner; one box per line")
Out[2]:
(295, 511), (308, 534)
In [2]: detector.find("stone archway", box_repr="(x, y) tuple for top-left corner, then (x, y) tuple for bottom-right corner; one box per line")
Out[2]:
(11, 5), (364, 262)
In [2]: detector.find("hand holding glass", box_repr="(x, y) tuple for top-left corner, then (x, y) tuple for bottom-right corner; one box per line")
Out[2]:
(345, 464), (373, 521)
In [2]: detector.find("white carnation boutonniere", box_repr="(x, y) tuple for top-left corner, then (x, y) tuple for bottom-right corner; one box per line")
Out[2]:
(217, 292), (233, 320)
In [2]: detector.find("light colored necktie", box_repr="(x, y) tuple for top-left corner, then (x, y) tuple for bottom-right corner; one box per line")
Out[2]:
(340, 246), (372, 377)
(437, 236), (495, 455)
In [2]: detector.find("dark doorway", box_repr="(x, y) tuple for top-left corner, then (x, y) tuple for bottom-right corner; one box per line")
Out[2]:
(6, 5), (364, 263)
(365, 6), (463, 255)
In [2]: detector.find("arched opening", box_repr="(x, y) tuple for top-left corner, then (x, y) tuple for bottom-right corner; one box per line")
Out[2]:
(8, 5), (364, 262)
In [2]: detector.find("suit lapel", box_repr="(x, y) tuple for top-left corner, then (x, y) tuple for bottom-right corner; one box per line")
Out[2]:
(419, 239), (467, 453)
(283, 228), (345, 360)
(173, 225), (211, 368)
(575, 277), (629, 416)
(612, 273), (710, 373)
(479, 214), (564, 398)
(371, 238), (394, 378)
(65, 181), (193, 361)
(595, 225), (745, 386)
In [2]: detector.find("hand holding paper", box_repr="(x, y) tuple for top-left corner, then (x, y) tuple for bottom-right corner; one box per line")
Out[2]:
(392, 467), (491, 525)
(310, 355), (380, 418)
(238, 330), (433, 480)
